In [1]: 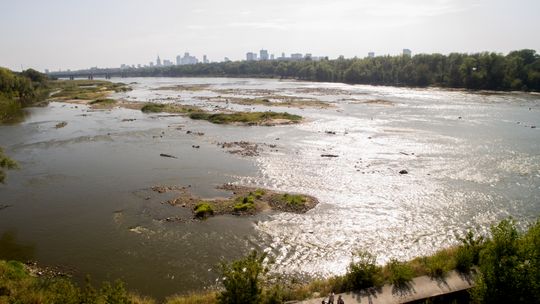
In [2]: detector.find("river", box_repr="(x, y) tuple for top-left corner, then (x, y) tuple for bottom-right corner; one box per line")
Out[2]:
(0, 77), (539, 298)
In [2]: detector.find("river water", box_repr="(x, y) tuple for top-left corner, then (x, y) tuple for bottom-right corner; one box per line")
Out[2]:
(0, 77), (539, 298)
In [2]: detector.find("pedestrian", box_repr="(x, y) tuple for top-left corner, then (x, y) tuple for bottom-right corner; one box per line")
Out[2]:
(328, 292), (335, 304)
(337, 295), (344, 304)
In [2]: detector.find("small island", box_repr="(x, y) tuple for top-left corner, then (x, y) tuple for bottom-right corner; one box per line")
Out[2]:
(152, 184), (318, 219)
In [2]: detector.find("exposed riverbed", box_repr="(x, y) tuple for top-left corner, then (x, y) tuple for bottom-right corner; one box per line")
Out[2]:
(0, 77), (539, 298)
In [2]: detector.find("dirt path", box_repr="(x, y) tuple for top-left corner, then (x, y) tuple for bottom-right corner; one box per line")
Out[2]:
(299, 270), (474, 304)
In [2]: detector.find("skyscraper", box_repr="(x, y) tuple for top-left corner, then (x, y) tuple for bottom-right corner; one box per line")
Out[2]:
(156, 55), (162, 66)
(246, 52), (257, 61)
(368, 52), (375, 58)
(260, 49), (269, 61)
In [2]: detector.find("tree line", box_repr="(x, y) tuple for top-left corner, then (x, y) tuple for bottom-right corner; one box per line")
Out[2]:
(120, 49), (540, 92)
(0, 67), (50, 122)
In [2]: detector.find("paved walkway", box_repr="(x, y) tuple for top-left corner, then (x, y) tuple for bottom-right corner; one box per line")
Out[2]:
(299, 271), (475, 304)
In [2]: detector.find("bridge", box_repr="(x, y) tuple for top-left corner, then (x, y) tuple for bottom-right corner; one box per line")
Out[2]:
(48, 68), (129, 80)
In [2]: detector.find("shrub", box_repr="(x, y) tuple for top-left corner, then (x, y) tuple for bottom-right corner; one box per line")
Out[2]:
(252, 189), (266, 199)
(218, 251), (267, 304)
(455, 246), (474, 273)
(280, 194), (306, 206)
(345, 251), (383, 290)
(141, 103), (166, 113)
(386, 259), (414, 287)
(233, 196), (256, 212)
(472, 219), (540, 303)
(194, 202), (214, 219)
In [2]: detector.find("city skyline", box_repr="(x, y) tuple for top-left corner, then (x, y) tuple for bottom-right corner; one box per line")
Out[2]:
(1, 0), (540, 72)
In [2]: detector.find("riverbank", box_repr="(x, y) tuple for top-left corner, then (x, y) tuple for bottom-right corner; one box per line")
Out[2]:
(2, 218), (538, 303)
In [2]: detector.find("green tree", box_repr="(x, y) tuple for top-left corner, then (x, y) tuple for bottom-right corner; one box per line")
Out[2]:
(218, 251), (268, 304)
(472, 219), (540, 303)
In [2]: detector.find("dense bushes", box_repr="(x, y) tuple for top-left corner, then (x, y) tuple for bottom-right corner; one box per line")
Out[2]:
(218, 251), (267, 304)
(0, 67), (49, 123)
(345, 251), (383, 290)
(472, 219), (540, 303)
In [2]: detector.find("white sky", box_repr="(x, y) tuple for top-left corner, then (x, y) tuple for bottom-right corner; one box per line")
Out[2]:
(1, 0), (539, 71)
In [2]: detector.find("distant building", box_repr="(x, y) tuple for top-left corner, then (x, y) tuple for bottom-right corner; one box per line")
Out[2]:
(403, 49), (412, 57)
(260, 49), (269, 61)
(305, 53), (312, 60)
(156, 55), (162, 66)
(149, 62), (154, 67)
(121, 64), (128, 69)
(176, 52), (199, 65)
(291, 53), (303, 60)
(224, 57), (231, 62)
(270, 54), (275, 60)
(137, 64), (142, 68)
(163, 59), (173, 66)
(368, 52), (375, 58)
(203, 55), (209, 64)
(246, 52), (257, 61)
(44, 69), (49, 74)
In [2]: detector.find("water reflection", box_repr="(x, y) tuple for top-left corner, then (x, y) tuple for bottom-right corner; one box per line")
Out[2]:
(0, 230), (35, 261)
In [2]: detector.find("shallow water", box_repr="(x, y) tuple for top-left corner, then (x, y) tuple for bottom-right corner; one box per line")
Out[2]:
(1, 77), (539, 298)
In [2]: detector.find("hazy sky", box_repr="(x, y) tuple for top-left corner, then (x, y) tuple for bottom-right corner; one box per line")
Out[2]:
(1, 0), (539, 71)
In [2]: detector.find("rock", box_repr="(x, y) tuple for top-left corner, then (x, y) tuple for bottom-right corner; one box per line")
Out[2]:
(55, 121), (67, 128)
(325, 130), (337, 135)
(321, 154), (339, 158)
(192, 145), (200, 148)
(458, 116), (462, 119)
(159, 153), (178, 159)
(399, 169), (408, 174)
(532, 126), (537, 129)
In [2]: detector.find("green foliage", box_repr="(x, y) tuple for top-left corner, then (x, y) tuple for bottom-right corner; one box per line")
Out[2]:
(0, 67), (50, 122)
(252, 189), (266, 199)
(455, 230), (484, 272)
(422, 249), (456, 278)
(189, 111), (302, 125)
(218, 250), (267, 304)
(233, 195), (256, 212)
(89, 98), (117, 106)
(0, 147), (18, 183)
(279, 194), (306, 207)
(141, 102), (200, 114)
(194, 202), (214, 219)
(472, 219), (540, 303)
(345, 251), (383, 290)
(386, 259), (414, 287)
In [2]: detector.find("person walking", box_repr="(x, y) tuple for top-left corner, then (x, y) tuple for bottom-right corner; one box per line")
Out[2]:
(337, 295), (345, 304)
(328, 292), (335, 304)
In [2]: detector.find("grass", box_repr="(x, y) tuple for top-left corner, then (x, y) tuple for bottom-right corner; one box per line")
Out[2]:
(188, 111), (302, 125)
(384, 259), (415, 287)
(193, 202), (214, 219)
(89, 98), (117, 106)
(165, 292), (218, 304)
(279, 193), (306, 207)
(233, 195), (256, 212)
(49, 80), (131, 101)
(141, 103), (201, 114)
